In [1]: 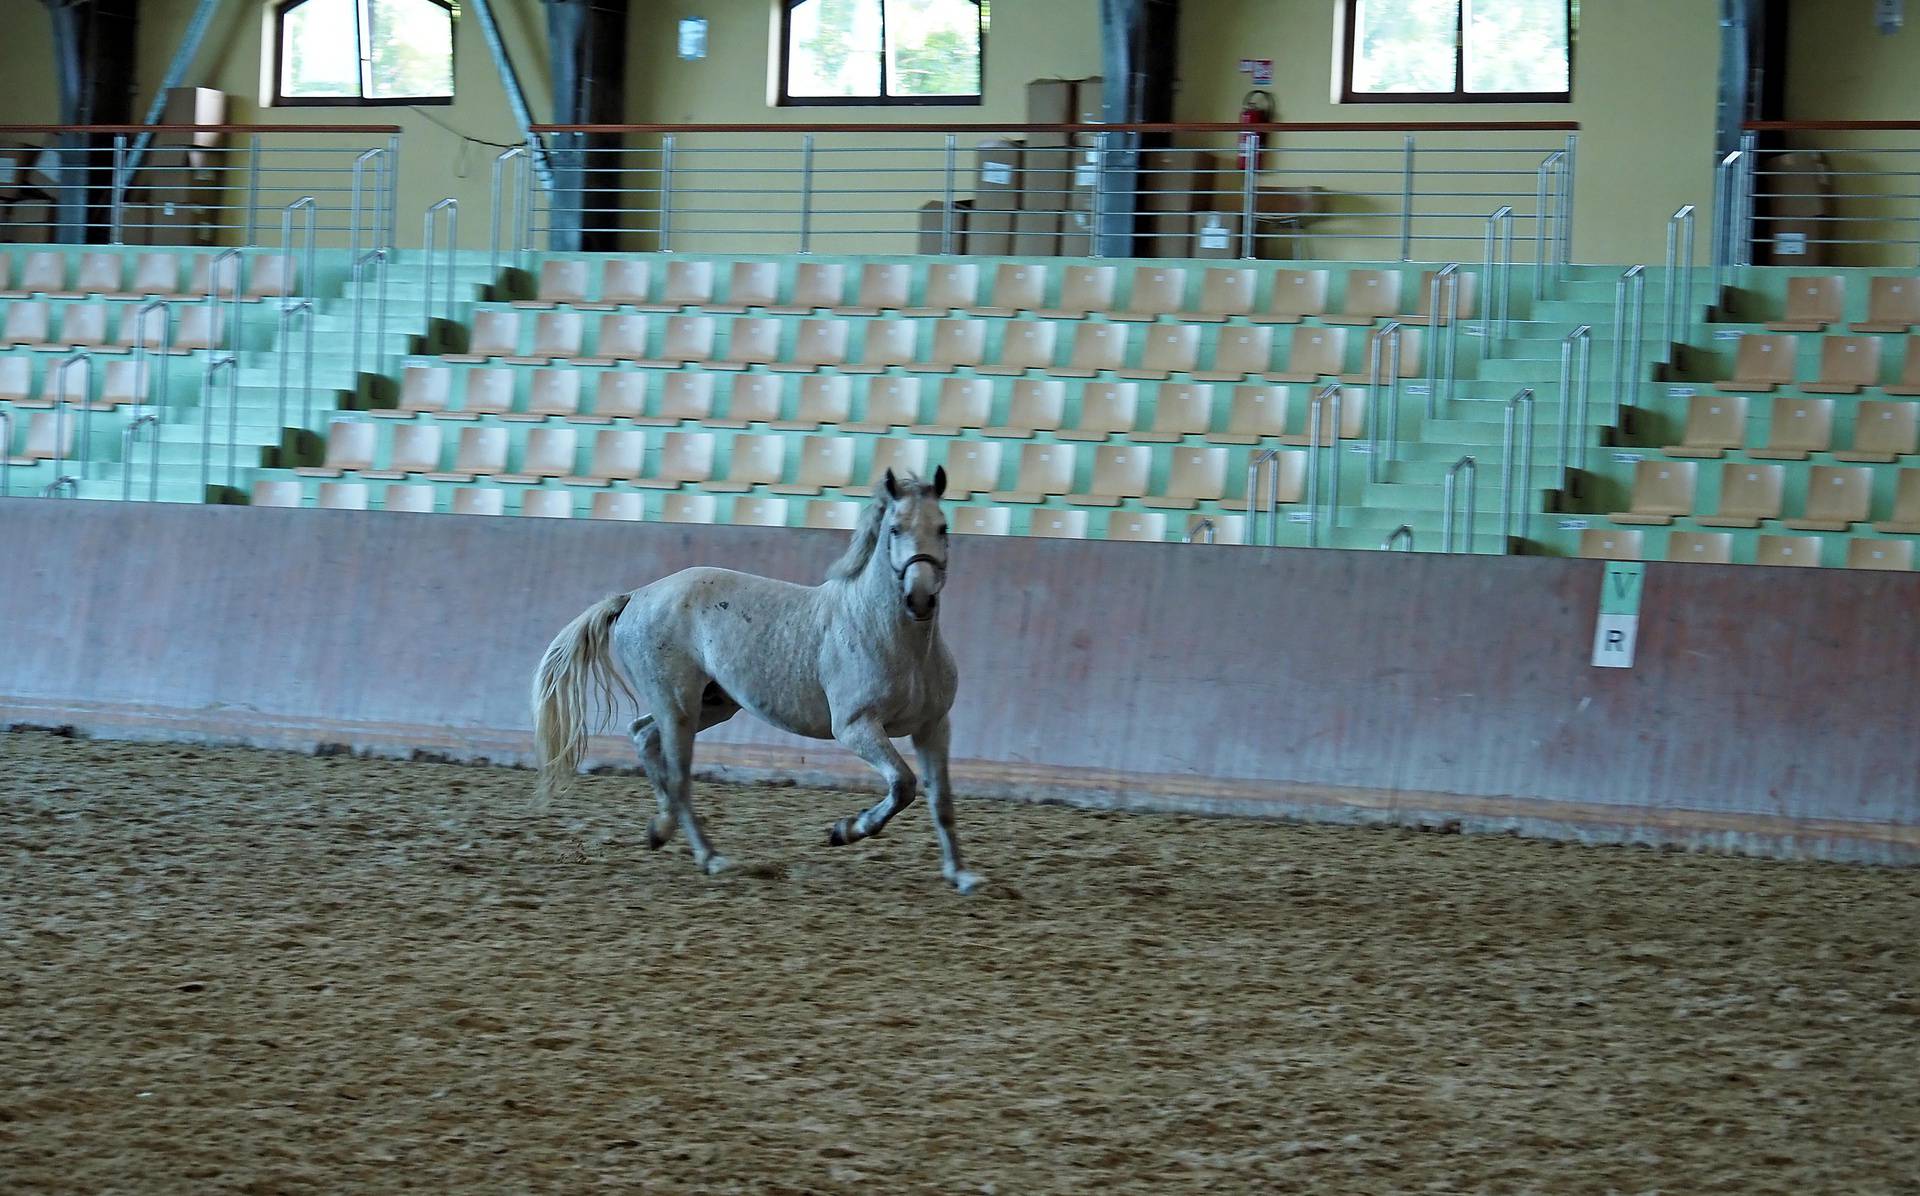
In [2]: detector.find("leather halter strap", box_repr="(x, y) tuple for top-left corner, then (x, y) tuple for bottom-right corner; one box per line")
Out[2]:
(896, 552), (946, 579)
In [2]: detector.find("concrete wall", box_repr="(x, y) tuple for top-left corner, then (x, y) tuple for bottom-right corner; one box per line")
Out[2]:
(2, 497), (1915, 864)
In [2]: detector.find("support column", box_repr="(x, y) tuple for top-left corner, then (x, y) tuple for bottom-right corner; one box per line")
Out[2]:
(544, 0), (629, 254)
(1096, 0), (1180, 258)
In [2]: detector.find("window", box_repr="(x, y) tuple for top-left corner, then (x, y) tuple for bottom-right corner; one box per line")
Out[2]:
(274, 0), (457, 106)
(778, 0), (986, 107)
(1341, 0), (1573, 104)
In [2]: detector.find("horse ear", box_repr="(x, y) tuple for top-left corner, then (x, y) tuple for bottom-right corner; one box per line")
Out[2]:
(883, 468), (900, 501)
(932, 465), (948, 497)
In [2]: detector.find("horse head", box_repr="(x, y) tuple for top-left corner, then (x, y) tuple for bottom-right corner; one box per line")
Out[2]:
(882, 466), (949, 622)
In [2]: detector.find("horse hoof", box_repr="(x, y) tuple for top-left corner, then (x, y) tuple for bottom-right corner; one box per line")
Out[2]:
(949, 869), (984, 895)
(702, 854), (732, 876)
(828, 820), (853, 847)
(646, 821), (671, 850)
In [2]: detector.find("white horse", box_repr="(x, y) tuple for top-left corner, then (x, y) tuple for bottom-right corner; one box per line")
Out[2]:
(530, 468), (982, 893)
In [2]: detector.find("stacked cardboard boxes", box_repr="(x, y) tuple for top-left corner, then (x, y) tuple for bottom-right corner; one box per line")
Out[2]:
(127, 87), (229, 245)
(0, 144), (50, 243)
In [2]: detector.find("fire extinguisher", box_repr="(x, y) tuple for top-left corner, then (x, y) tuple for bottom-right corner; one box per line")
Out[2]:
(1238, 90), (1274, 172)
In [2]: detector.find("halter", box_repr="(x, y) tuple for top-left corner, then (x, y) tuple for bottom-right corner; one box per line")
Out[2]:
(896, 552), (947, 580)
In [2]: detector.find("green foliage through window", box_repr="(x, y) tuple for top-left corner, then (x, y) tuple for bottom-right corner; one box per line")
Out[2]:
(783, 0), (984, 105)
(1346, 0), (1572, 102)
(278, 0), (456, 105)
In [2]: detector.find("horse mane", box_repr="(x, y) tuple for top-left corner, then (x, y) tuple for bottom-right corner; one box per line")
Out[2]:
(825, 473), (935, 582)
(825, 491), (889, 581)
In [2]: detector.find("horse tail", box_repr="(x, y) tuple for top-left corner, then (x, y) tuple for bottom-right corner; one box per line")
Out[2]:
(531, 592), (635, 804)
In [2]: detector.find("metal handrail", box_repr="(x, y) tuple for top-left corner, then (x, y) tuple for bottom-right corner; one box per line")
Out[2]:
(0, 410), (11, 498)
(1534, 150), (1566, 299)
(42, 477), (79, 498)
(206, 247), (242, 362)
(129, 299), (172, 423)
(423, 198), (460, 332)
(1303, 383), (1343, 550)
(350, 147), (392, 258)
(660, 133), (677, 252)
(1186, 517), (1216, 545)
(1611, 265), (1647, 424)
(1558, 325), (1594, 475)
(1366, 320), (1404, 483)
(277, 298), (318, 431)
(1480, 205), (1514, 352)
(1382, 525), (1414, 551)
(1442, 455), (1478, 554)
(1499, 387), (1537, 547)
(490, 145), (530, 274)
(1245, 447), (1286, 547)
(52, 352), (93, 481)
(1663, 205), (1696, 349)
(200, 356), (241, 496)
(122, 414), (161, 502)
(1423, 263), (1462, 416)
(1712, 151), (1744, 291)
(350, 247), (391, 386)
(281, 196), (318, 309)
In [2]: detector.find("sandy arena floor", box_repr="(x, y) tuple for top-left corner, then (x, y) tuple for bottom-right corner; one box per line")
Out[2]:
(2, 729), (1917, 1194)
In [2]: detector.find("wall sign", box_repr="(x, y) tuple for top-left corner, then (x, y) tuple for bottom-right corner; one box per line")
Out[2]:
(1237, 58), (1274, 86)
(678, 18), (709, 60)
(1591, 562), (1644, 669)
(1877, 0), (1904, 34)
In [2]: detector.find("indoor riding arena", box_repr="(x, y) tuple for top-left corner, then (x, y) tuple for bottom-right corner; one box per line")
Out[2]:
(4, 1), (1919, 1192)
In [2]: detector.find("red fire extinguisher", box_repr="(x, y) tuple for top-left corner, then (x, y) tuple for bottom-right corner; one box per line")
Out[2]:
(1238, 89), (1274, 172)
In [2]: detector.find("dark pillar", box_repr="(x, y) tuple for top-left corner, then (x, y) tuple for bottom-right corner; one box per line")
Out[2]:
(43, 0), (141, 241)
(1097, 0), (1181, 257)
(546, 0), (628, 253)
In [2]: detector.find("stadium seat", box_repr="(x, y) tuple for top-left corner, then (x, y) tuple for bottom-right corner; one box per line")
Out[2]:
(318, 482), (368, 510)
(514, 311), (583, 362)
(447, 309), (519, 362)
(773, 436), (856, 495)
(847, 377), (922, 432)
(595, 259), (651, 308)
(588, 371), (647, 422)
(591, 313), (651, 362)
(1852, 277), (1920, 334)
(974, 264), (1045, 316)
(1281, 386), (1366, 446)
(981, 320), (1058, 375)
(706, 433), (787, 491)
(574, 428), (648, 485)
(1873, 469), (1920, 533)
(124, 253), (183, 299)
(731, 496), (791, 526)
(1801, 336), (1882, 394)
(186, 254), (240, 299)
(1196, 325), (1278, 382)
(1059, 382), (1140, 441)
(1068, 444), (1151, 505)
(951, 505), (1012, 535)
(430, 426), (510, 481)
(909, 263), (980, 315)
(1194, 267), (1256, 321)
(71, 253), (123, 298)
(520, 489), (575, 518)
(1036, 265), (1118, 319)
(1253, 269), (1331, 324)
(53, 305), (107, 351)
(1578, 529), (1643, 560)
(111, 303), (170, 352)
(1749, 397), (1833, 460)
(916, 377), (993, 435)
(1756, 534), (1822, 567)
(849, 320), (917, 372)
(516, 259), (589, 309)
(1399, 269), (1478, 325)
(99, 360), (148, 408)
(173, 306), (224, 352)
(782, 375), (853, 429)
(246, 255), (298, 301)
(709, 261), (779, 314)
(1209, 384), (1291, 443)
(1837, 401), (1919, 462)
(518, 370), (581, 421)
(985, 379), (1066, 438)
(382, 484), (436, 513)
(1341, 326), (1425, 383)
(942, 440), (1004, 498)
(0, 357), (26, 403)
(15, 252), (67, 296)
(992, 443), (1078, 502)
(459, 368), (515, 419)
(387, 366), (452, 417)
(31, 357), (92, 409)
(1107, 510), (1170, 541)
(1273, 326), (1348, 382)
(844, 263), (910, 315)
(3, 301), (54, 347)
(774, 318), (850, 371)
(1151, 444), (1234, 508)
(861, 438), (932, 493)
(1715, 334), (1796, 392)
(805, 499), (862, 529)
(1784, 465), (1872, 531)
(590, 491), (644, 521)
(250, 480), (302, 507)
(1883, 338), (1920, 397)
(1137, 383), (1216, 442)
(1323, 269), (1401, 326)
(652, 316), (718, 366)
(647, 260), (715, 311)
(654, 372), (717, 424)
(722, 374), (784, 426)
(921, 318), (988, 371)
(365, 424), (444, 478)
(1116, 266), (1186, 321)
(722, 317), (781, 367)
(296, 421), (376, 477)
(1767, 275), (1844, 332)
(1663, 394), (1748, 457)
(1845, 538), (1914, 571)
(772, 261), (847, 314)
(639, 430), (715, 488)
(1029, 509), (1090, 538)
(1666, 530), (1733, 564)
(1122, 324), (1201, 380)
(1186, 512), (1247, 544)
(1053, 323), (1128, 378)
(504, 427), (579, 481)
(1610, 460), (1698, 525)
(1697, 462), (1785, 528)
(451, 488), (506, 516)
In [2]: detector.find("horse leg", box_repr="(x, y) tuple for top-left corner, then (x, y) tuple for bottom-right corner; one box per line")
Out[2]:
(826, 715), (917, 847)
(913, 716), (982, 894)
(655, 694), (730, 876)
(631, 685), (738, 851)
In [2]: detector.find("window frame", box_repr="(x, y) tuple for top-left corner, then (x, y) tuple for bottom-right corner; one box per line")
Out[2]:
(1338, 0), (1574, 105)
(271, 0), (458, 109)
(776, 0), (986, 108)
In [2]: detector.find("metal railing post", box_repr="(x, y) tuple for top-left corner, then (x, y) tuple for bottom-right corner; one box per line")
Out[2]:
(660, 134), (677, 252)
(1186, 518), (1216, 545)
(122, 414), (160, 502)
(940, 134), (958, 256)
(1399, 135), (1416, 261)
(1382, 526), (1413, 552)
(1480, 206), (1510, 348)
(1424, 264), (1458, 418)
(244, 134), (262, 247)
(1559, 132), (1577, 280)
(200, 356), (240, 497)
(1663, 204), (1695, 348)
(385, 133), (401, 250)
(53, 352), (94, 481)
(1612, 265), (1646, 425)
(1500, 387), (1536, 548)
(110, 135), (127, 245)
(1366, 321), (1402, 483)
(1307, 383), (1343, 549)
(1090, 132), (1109, 260)
(1239, 133), (1259, 260)
(0, 410), (11, 498)
(1246, 447), (1284, 547)
(1442, 456), (1478, 554)
(799, 133), (816, 254)
(1558, 325), (1593, 477)
(130, 298), (172, 423)
(423, 198), (459, 332)
(350, 148), (383, 260)
(1534, 150), (1563, 300)
(490, 145), (526, 276)
(1737, 131), (1757, 268)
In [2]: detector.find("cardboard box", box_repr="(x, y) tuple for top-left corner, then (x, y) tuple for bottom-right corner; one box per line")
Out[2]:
(1191, 210), (1243, 259)
(158, 86), (228, 150)
(1076, 76), (1105, 124)
(967, 209), (1015, 256)
(1019, 146), (1074, 212)
(1764, 151), (1830, 266)
(0, 146), (26, 202)
(917, 198), (971, 254)
(974, 140), (1024, 211)
(1068, 144), (1102, 211)
(1011, 210), (1060, 256)
(1025, 79), (1076, 146)
(125, 200), (217, 247)
(0, 200), (52, 243)
(1140, 149), (1222, 214)
(139, 146), (222, 208)
(1060, 210), (1095, 257)
(1140, 212), (1194, 259)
